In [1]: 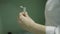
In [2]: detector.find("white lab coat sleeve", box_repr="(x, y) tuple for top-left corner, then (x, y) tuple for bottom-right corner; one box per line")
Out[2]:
(46, 26), (56, 34)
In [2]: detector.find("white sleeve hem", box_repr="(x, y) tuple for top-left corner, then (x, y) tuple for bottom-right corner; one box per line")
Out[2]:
(46, 26), (56, 34)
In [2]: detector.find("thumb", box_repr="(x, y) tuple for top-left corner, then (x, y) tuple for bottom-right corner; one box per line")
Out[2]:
(24, 11), (29, 17)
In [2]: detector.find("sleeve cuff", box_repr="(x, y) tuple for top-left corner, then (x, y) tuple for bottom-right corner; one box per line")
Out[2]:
(46, 26), (56, 34)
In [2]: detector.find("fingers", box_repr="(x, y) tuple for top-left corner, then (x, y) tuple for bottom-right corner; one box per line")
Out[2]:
(19, 15), (24, 21)
(18, 11), (29, 22)
(19, 12), (26, 21)
(24, 11), (28, 16)
(19, 11), (29, 17)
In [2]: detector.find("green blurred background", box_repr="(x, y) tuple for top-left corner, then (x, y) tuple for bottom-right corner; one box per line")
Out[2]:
(0, 0), (47, 34)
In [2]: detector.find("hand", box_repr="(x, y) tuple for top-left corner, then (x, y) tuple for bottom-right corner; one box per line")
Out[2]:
(18, 12), (36, 31)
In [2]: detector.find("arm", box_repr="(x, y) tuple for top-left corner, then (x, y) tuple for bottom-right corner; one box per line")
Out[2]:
(18, 12), (45, 34)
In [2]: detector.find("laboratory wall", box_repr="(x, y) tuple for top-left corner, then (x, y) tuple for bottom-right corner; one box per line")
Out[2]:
(0, 17), (2, 34)
(0, 0), (47, 34)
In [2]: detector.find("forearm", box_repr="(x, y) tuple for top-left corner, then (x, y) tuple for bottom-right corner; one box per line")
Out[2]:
(34, 23), (46, 34)
(24, 22), (46, 34)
